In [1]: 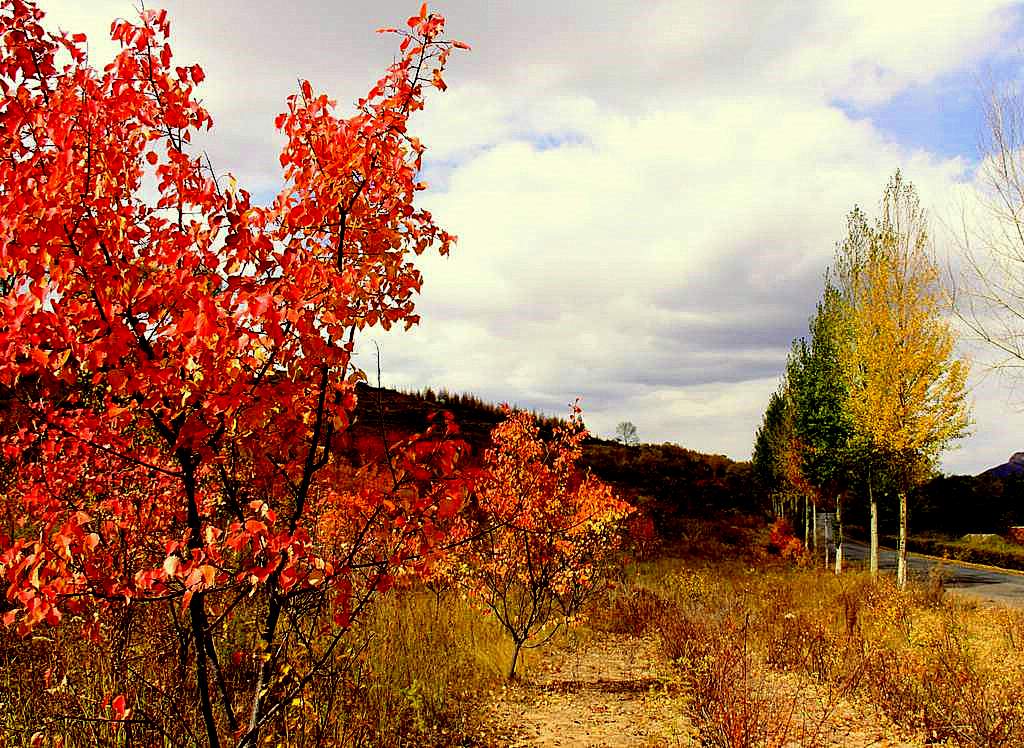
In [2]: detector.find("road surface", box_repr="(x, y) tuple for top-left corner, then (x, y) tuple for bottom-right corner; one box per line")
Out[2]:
(842, 540), (1024, 607)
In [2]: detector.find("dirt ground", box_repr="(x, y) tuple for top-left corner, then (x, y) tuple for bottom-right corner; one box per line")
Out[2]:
(482, 630), (934, 748)
(484, 632), (693, 747)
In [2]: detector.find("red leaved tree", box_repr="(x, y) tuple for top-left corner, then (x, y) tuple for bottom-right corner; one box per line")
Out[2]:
(463, 405), (632, 679)
(0, 2), (468, 745)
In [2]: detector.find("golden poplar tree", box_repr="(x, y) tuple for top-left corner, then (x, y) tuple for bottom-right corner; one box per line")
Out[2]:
(839, 173), (971, 587)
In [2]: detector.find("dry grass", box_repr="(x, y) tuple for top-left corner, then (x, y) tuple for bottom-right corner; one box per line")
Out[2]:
(8, 515), (1024, 747)
(902, 533), (1024, 572)
(0, 588), (510, 747)
(602, 548), (1024, 748)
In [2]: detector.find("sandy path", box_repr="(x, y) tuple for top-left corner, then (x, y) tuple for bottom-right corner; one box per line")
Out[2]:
(484, 632), (693, 747)
(482, 630), (931, 748)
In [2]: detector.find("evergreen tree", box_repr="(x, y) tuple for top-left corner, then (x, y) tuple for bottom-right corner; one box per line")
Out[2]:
(791, 284), (855, 571)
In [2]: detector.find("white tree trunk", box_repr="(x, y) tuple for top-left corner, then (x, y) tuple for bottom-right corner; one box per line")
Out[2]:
(812, 502), (818, 558)
(897, 491), (908, 589)
(803, 495), (809, 549)
(869, 481), (878, 579)
(834, 495), (843, 575)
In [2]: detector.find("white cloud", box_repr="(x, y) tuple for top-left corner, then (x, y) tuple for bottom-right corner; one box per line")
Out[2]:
(33, 0), (1024, 472)
(775, 0), (1017, 106)
(373, 88), (977, 459)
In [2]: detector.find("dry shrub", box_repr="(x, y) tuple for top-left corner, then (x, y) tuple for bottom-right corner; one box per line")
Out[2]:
(763, 606), (842, 682)
(0, 602), (208, 747)
(654, 572), (803, 748)
(994, 606), (1024, 652)
(222, 588), (508, 747)
(860, 604), (1024, 746)
(672, 517), (769, 564)
(910, 563), (948, 609)
(660, 605), (799, 748)
(639, 547), (1024, 748)
(0, 588), (507, 748)
(589, 586), (668, 635)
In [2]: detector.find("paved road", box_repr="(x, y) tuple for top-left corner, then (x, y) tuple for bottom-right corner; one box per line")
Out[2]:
(841, 540), (1024, 607)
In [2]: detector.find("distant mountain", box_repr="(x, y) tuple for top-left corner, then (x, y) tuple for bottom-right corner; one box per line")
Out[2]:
(981, 452), (1024, 479)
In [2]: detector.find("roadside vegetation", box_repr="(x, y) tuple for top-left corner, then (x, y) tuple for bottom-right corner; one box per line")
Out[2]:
(593, 518), (1024, 748)
(0, 4), (631, 745)
(754, 172), (972, 588)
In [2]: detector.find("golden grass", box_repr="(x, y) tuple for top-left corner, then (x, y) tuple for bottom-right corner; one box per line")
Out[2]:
(605, 552), (1024, 747)
(0, 588), (511, 747)
(8, 517), (1024, 747)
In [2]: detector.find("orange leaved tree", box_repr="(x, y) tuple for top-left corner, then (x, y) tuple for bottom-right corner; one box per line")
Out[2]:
(838, 173), (970, 588)
(0, 2), (468, 745)
(465, 405), (631, 679)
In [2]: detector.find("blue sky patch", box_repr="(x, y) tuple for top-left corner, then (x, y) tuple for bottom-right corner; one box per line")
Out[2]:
(834, 51), (1023, 165)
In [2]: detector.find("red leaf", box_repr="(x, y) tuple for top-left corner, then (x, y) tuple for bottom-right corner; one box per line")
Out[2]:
(111, 694), (130, 720)
(29, 349), (49, 368)
(199, 564), (216, 586)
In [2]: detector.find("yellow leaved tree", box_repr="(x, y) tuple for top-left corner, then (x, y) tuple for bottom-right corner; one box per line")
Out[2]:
(839, 173), (971, 587)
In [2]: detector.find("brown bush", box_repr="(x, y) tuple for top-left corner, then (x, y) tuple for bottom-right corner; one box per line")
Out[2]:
(639, 547), (1024, 748)
(589, 586), (669, 635)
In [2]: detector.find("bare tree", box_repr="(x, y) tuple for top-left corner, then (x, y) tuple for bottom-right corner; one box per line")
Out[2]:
(615, 421), (639, 447)
(951, 84), (1024, 387)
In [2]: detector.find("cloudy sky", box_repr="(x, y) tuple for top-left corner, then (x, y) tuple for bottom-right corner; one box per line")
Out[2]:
(41, 0), (1024, 473)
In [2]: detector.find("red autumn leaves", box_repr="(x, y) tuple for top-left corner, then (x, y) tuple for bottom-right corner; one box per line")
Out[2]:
(0, 0), (469, 633)
(0, 1), (628, 740)
(458, 404), (633, 678)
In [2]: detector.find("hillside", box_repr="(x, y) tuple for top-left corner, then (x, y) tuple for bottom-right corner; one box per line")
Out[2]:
(349, 382), (562, 451)
(982, 451), (1024, 480)
(913, 468), (1024, 536)
(351, 383), (758, 537)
